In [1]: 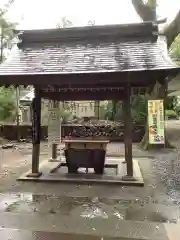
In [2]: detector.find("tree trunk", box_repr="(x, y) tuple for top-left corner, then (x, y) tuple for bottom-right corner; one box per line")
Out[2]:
(111, 100), (118, 121)
(140, 123), (173, 150)
(164, 9), (180, 48)
(132, 0), (180, 150)
(0, 26), (3, 63)
(131, 0), (180, 48)
(16, 86), (21, 141)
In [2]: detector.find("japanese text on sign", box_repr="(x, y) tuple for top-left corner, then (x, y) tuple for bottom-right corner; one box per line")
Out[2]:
(148, 100), (165, 144)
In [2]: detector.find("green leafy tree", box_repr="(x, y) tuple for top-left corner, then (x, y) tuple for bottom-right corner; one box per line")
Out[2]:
(0, 86), (16, 121)
(0, 20), (16, 62)
(0, 0), (14, 14)
(169, 34), (180, 117)
(0, 1), (17, 124)
(56, 17), (73, 28)
(170, 35), (180, 65)
(173, 96), (180, 116)
(0, 0), (17, 62)
(87, 20), (95, 26)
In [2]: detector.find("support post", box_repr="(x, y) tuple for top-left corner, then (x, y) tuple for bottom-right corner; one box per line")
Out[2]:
(27, 87), (42, 177)
(59, 101), (62, 161)
(95, 100), (100, 120)
(122, 84), (135, 181)
(16, 86), (21, 142)
(49, 142), (58, 161)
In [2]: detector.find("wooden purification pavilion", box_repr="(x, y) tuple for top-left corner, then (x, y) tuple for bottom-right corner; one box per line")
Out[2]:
(0, 22), (179, 183)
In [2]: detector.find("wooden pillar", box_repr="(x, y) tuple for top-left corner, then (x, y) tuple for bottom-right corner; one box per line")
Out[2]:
(122, 84), (135, 181)
(49, 142), (58, 161)
(95, 100), (100, 120)
(16, 86), (21, 142)
(27, 87), (42, 177)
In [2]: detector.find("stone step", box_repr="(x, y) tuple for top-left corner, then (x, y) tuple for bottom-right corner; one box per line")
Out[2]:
(0, 228), (105, 240)
(0, 212), (170, 240)
(0, 225), (176, 240)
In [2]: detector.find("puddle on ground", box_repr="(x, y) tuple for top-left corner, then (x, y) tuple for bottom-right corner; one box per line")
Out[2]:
(0, 193), (179, 223)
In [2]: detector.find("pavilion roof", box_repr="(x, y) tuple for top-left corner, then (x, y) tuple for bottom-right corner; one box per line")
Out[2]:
(0, 22), (179, 86)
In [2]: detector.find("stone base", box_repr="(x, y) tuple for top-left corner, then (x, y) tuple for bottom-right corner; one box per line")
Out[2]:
(122, 175), (137, 181)
(26, 172), (42, 178)
(18, 157), (144, 186)
(49, 158), (60, 162)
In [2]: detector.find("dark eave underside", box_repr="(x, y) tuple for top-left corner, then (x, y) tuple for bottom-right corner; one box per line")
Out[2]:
(0, 69), (179, 88)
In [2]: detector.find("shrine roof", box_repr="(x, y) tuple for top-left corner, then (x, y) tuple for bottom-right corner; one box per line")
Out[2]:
(0, 22), (179, 86)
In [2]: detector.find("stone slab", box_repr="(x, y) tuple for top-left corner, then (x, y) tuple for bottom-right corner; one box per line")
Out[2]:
(0, 228), (101, 240)
(0, 212), (168, 239)
(18, 157), (144, 186)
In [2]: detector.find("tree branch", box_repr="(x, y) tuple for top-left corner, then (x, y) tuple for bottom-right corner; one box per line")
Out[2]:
(131, 0), (156, 21)
(132, 0), (180, 48)
(164, 9), (180, 48)
(0, 0), (14, 17)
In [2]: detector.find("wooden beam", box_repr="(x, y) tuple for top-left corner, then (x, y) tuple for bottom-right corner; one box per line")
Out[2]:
(0, 69), (172, 86)
(39, 86), (150, 101)
(40, 91), (126, 101)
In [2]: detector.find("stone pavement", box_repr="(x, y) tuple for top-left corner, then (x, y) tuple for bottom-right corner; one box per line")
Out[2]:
(0, 214), (178, 240)
(0, 192), (178, 239)
(0, 228), (102, 240)
(0, 208), (171, 240)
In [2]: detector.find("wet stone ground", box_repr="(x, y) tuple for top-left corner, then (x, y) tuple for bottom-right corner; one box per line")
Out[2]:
(0, 120), (180, 238)
(0, 193), (179, 224)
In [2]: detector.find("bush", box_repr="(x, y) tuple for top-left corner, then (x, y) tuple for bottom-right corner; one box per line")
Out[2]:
(165, 110), (178, 120)
(61, 110), (74, 124)
(0, 87), (16, 121)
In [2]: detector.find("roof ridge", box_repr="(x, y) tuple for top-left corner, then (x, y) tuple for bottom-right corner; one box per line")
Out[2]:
(16, 22), (158, 46)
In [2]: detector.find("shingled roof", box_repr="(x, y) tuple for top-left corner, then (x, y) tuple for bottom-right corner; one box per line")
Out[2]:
(0, 22), (179, 86)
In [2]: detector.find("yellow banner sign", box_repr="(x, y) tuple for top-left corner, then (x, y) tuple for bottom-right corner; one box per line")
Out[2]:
(148, 100), (165, 144)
